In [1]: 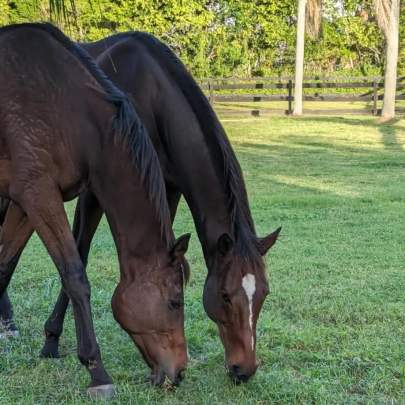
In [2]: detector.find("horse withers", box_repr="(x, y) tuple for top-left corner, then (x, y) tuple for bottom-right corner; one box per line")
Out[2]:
(0, 24), (190, 397)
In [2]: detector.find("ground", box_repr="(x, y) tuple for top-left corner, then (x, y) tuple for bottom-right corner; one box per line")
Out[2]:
(1, 115), (404, 404)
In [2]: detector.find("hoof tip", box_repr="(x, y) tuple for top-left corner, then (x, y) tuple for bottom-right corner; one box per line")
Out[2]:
(40, 349), (60, 359)
(87, 384), (116, 400)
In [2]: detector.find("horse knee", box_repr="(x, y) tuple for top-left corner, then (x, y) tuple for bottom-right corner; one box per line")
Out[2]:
(44, 316), (63, 337)
(61, 267), (91, 300)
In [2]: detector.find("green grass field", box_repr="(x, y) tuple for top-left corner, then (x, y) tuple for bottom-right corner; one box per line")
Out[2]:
(214, 100), (405, 116)
(1, 115), (404, 404)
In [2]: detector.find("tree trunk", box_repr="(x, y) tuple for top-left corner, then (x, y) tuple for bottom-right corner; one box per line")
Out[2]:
(381, 0), (400, 120)
(293, 0), (307, 116)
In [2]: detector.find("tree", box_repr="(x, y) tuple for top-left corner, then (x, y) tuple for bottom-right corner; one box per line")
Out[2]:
(374, 0), (401, 120)
(293, 0), (321, 116)
(0, 0), (403, 80)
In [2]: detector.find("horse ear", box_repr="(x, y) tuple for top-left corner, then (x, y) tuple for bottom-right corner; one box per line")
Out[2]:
(217, 233), (234, 256)
(171, 233), (191, 261)
(257, 227), (282, 256)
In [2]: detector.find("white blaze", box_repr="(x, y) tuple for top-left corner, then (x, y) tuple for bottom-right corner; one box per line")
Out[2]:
(242, 273), (256, 350)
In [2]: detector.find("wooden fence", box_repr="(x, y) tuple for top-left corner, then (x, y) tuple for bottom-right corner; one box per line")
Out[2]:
(199, 77), (405, 116)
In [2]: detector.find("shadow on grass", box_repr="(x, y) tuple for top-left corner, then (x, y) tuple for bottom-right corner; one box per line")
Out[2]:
(235, 142), (405, 205)
(237, 148), (363, 202)
(293, 116), (404, 151)
(237, 135), (386, 157)
(377, 121), (403, 151)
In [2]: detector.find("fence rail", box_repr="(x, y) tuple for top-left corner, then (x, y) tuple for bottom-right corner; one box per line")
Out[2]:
(200, 77), (405, 116)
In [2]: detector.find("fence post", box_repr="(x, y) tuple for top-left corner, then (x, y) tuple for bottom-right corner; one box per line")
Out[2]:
(372, 79), (378, 116)
(287, 80), (293, 115)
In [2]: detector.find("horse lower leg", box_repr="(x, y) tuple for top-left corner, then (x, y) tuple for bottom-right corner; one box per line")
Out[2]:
(0, 202), (32, 295)
(41, 191), (103, 359)
(0, 203), (33, 338)
(0, 291), (18, 338)
(0, 198), (18, 338)
(40, 289), (69, 357)
(62, 266), (112, 388)
(0, 291), (13, 320)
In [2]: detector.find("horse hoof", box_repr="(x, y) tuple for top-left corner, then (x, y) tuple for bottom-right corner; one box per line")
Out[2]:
(40, 340), (60, 358)
(40, 348), (60, 359)
(0, 329), (19, 339)
(87, 384), (116, 400)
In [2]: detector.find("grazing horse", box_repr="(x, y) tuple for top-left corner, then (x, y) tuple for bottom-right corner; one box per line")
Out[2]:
(0, 31), (281, 383)
(0, 24), (190, 397)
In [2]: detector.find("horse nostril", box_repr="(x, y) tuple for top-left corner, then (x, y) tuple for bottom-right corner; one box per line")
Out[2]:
(231, 364), (240, 375)
(237, 373), (250, 383)
(229, 365), (252, 383)
(173, 368), (185, 386)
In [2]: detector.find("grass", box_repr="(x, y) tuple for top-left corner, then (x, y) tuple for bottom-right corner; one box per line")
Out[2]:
(1, 115), (405, 404)
(214, 100), (405, 116)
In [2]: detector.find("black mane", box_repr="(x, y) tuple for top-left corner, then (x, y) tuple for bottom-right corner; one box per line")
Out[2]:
(0, 23), (172, 245)
(112, 31), (260, 261)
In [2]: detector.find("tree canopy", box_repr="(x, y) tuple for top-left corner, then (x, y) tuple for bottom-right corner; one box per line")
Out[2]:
(0, 0), (403, 78)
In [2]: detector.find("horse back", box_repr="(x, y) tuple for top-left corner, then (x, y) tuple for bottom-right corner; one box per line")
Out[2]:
(0, 25), (113, 200)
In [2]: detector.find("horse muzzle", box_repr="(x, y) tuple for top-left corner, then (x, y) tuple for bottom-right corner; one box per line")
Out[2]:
(227, 362), (258, 384)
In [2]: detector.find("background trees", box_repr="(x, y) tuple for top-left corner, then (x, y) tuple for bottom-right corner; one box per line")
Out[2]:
(0, 0), (403, 80)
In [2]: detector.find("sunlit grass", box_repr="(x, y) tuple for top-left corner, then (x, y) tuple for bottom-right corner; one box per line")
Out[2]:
(1, 115), (404, 404)
(215, 100), (405, 116)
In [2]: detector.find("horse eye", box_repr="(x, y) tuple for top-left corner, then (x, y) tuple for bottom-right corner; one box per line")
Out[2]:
(222, 293), (231, 304)
(169, 300), (183, 310)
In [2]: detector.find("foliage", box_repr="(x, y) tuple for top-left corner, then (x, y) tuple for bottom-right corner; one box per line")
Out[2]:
(0, 0), (403, 78)
(400, 1), (405, 75)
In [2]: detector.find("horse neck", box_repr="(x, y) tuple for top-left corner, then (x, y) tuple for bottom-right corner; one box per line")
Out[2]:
(88, 38), (244, 263)
(116, 59), (237, 260)
(158, 92), (235, 259)
(89, 135), (170, 274)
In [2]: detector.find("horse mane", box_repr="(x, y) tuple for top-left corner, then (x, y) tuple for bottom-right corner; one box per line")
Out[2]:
(114, 32), (260, 262)
(0, 24), (172, 245)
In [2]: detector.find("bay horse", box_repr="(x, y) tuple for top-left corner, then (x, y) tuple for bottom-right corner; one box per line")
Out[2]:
(0, 24), (190, 397)
(0, 31), (281, 383)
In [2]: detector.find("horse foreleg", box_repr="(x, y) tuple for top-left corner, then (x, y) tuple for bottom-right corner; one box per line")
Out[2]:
(40, 191), (103, 361)
(16, 183), (114, 398)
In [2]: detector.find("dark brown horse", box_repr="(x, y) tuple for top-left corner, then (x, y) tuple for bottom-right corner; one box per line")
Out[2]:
(84, 34), (281, 382)
(0, 24), (190, 397)
(0, 31), (281, 383)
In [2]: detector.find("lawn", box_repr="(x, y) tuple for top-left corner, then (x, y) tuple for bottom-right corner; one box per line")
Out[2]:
(214, 100), (405, 116)
(1, 115), (404, 404)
